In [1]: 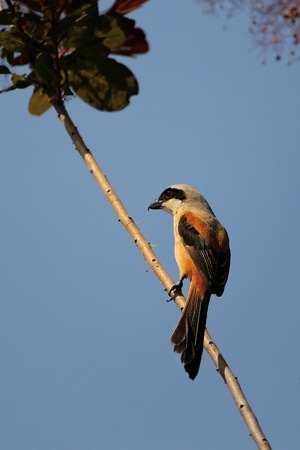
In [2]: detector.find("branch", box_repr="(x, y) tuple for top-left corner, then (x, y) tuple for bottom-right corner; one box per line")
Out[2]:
(51, 100), (271, 450)
(51, 101), (184, 306)
(204, 330), (271, 449)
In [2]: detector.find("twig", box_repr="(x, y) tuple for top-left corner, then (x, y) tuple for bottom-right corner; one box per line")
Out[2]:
(204, 330), (271, 449)
(52, 100), (272, 450)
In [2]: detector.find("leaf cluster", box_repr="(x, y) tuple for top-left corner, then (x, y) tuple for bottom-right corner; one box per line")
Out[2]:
(0, 0), (149, 114)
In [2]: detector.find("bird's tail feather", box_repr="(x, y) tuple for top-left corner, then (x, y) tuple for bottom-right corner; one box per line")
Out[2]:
(170, 285), (210, 380)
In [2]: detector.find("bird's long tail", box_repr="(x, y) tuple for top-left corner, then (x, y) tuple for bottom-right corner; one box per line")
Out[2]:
(170, 284), (210, 380)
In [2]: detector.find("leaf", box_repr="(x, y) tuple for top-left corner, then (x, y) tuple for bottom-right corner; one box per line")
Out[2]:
(34, 52), (57, 84)
(69, 58), (138, 111)
(109, 0), (148, 15)
(0, 84), (16, 94)
(28, 88), (52, 116)
(19, 12), (46, 40)
(61, 45), (110, 77)
(0, 65), (11, 74)
(9, 54), (31, 66)
(0, 30), (42, 53)
(11, 73), (32, 89)
(96, 13), (135, 52)
(61, 1), (101, 49)
(96, 13), (149, 56)
(16, 1), (42, 12)
(112, 27), (148, 56)
(64, 0), (99, 16)
(63, 27), (109, 58)
(0, 9), (22, 26)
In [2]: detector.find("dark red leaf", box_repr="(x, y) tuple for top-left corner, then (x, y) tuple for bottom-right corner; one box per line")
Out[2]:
(109, 0), (148, 15)
(10, 54), (31, 66)
(112, 28), (149, 56)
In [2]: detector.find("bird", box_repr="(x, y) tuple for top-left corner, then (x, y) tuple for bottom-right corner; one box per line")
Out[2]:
(148, 184), (230, 380)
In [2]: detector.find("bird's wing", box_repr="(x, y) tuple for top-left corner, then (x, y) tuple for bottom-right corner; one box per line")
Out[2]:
(178, 213), (230, 295)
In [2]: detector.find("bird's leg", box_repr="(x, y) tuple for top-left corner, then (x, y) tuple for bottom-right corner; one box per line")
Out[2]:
(167, 276), (185, 299)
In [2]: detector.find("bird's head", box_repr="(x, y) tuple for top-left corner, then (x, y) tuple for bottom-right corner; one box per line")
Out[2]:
(148, 184), (211, 216)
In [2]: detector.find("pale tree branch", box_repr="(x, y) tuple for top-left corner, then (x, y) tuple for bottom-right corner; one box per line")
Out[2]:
(51, 100), (271, 450)
(204, 330), (271, 449)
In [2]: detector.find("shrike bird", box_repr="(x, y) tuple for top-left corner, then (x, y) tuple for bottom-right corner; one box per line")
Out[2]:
(148, 184), (230, 380)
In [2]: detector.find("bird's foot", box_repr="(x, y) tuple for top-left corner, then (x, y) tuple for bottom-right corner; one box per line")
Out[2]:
(167, 279), (184, 301)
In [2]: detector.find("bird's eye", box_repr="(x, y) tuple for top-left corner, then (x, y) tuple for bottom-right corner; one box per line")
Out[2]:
(159, 188), (173, 201)
(161, 187), (186, 202)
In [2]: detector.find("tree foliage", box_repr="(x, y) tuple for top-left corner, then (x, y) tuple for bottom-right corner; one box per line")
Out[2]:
(198, 0), (300, 62)
(0, 0), (149, 114)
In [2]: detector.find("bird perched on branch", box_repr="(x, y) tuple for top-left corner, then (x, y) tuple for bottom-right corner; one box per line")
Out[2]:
(148, 184), (231, 380)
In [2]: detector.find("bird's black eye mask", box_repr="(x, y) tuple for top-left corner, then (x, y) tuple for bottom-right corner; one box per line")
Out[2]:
(159, 188), (187, 202)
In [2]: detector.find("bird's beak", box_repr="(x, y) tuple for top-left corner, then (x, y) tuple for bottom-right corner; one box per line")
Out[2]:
(148, 200), (163, 211)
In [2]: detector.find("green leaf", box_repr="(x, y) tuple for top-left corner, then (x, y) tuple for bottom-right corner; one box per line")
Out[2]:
(96, 13), (136, 52)
(65, 0), (99, 17)
(34, 52), (57, 84)
(63, 27), (109, 56)
(28, 88), (52, 116)
(0, 30), (42, 53)
(61, 43), (110, 71)
(0, 9), (22, 26)
(69, 58), (138, 111)
(11, 73), (32, 89)
(61, 1), (101, 49)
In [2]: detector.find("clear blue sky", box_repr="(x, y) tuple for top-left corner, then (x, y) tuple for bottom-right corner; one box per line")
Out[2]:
(1, 1), (299, 449)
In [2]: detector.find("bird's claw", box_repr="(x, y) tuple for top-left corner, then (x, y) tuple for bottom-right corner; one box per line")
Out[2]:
(168, 280), (183, 298)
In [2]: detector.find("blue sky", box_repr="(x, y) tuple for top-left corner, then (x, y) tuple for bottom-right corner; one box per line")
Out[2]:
(1, 1), (299, 449)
